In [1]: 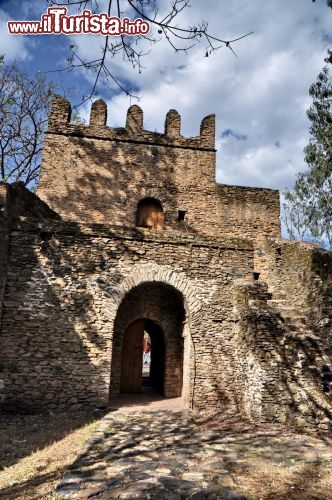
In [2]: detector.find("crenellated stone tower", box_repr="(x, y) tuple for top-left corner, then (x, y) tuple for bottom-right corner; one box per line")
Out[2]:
(38, 96), (280, 240)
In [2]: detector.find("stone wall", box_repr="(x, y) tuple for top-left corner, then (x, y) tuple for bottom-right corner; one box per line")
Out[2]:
(249, 237), (332, 431)
(0, 211), (332, 430)
(217, 185), (280, 240)
(0, 217), (255, 412)
(2, 212), (329, 429)
(0, 182), (60, 221)
(256, 237), (332, 317)
(0, 184), (10, 330)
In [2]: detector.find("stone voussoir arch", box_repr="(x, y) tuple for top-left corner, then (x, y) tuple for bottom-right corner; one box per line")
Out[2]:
(103, 263), (208, 323)
(106, 263), (201, 400)
(133, 191), (170, 224)
(135, 189), (168, 208)
(117, 311), (165, 337)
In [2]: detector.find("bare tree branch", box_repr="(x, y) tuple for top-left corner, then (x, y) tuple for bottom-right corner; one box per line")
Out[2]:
(46, 0), (253, 104)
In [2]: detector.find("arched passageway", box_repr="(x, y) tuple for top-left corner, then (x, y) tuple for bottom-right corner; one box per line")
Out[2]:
(110, 281), (188, 400)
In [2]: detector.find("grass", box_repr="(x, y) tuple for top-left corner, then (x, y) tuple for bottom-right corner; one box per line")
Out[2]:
(223, 453), (332, 499)
(0, 410), (101, 499)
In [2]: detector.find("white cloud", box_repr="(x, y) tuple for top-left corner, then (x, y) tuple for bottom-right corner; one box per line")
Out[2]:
(0, 9), (30, 62)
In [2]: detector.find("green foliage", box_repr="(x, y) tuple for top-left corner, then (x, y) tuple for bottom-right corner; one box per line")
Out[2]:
(0, 59), (56, 188)
(284, 50), (332, 249)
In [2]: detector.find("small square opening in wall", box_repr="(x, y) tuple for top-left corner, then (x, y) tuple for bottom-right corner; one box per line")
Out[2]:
(178, 210), (186, 222)
(40, 231), (52, 241)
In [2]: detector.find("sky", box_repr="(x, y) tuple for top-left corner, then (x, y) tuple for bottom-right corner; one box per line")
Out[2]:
(0, 0), (331, 193)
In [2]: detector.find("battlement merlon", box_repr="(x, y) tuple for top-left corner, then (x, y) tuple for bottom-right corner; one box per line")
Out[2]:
(47, 95), (216, 151)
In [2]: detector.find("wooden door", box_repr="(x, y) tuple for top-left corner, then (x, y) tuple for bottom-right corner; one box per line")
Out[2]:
(120, 319), (145, 393)
(136, 199), (164, 229)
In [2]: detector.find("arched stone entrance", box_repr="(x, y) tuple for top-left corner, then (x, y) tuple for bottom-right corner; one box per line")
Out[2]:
(110, 281), (187, 400)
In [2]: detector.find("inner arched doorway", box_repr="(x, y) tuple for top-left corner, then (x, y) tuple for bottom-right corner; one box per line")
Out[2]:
(120, 319), (165, 394)
(110, 281), (187, 400)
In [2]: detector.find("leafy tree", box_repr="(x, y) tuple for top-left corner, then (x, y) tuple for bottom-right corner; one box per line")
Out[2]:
(0, 58), (56, 188)
(47, 0), (252, 102)
(312, 0), (332, 7)
(284, 50), (332, 249)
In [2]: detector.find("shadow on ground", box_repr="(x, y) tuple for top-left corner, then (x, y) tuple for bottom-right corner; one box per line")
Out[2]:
(55, 409), (332, 499)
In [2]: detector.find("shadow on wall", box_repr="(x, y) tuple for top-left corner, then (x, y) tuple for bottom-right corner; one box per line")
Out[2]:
(0, 215), (135, 414)
(0, 174), (200, 417)
(39, 102), (200, 235)
(233, 279), (332, 430)
(0, 205), (195, 416)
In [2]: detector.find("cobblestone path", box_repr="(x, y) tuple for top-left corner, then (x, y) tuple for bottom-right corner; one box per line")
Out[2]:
(55, 404), (332, 500)
(55, 407), (248, 499)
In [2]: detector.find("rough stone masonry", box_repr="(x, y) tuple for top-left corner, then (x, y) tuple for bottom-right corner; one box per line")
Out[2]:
(0, 96), (331, 431)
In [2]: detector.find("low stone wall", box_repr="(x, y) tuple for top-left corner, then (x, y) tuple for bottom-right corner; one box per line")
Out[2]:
(217, 184), (280, 240)
(233, 279), (332, 432)
(255, 237), (332, 317)
(0, 183), (60, 332)
(1, 182), (60, 221)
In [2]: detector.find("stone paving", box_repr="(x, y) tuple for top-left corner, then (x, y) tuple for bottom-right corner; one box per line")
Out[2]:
(55, 393), (332, 500)
(55, 403), (248, 499)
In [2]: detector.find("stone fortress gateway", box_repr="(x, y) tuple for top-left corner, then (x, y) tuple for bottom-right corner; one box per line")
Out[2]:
(0, 96), (331, 431)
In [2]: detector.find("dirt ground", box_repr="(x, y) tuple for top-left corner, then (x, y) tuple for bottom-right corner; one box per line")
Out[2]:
(0, 407), (331, 500)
